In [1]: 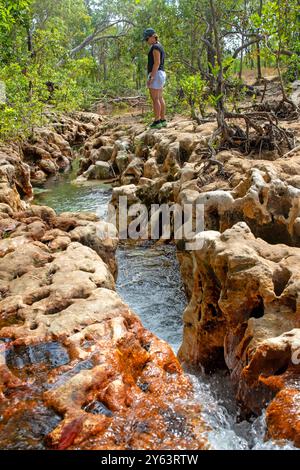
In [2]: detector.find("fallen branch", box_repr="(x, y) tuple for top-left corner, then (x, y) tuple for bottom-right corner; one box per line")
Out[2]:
(282, 144), (300, 159)
(207, 110), (294, 156)
(254, 99), (299, 120)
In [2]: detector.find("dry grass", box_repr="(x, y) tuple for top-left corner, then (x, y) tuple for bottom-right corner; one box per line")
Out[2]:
(240, 67), (280, 85)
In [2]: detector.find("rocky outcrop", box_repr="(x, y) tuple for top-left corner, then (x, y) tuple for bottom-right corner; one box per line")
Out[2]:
(48, 111), (104, 146)
(0, 202), (209, 449)
(193, 155), (300, 247)
(2, 109), (300, 448)
(79, 161), (114, 182)
(27, 113), (104, 184)
(290, 80), (300, 107)
(0, 145), (32, 211)
(77, 117), (300, 248)
(0, 111), (211, 448)
(266, 387), (300, 446)
(1, 112), (104, 188)
(75, 115), (300, 447)
(178, 222), (300, 441)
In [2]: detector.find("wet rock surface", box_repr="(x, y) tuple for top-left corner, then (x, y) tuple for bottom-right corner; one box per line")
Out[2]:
(0, 208), (208, 449)
(0, 113), (209, 449)
(177, 223), (300, 422)
(75, 114), (300, 447)
(2, 109), (300, 449)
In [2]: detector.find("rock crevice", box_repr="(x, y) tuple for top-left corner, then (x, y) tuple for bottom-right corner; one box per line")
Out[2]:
(0, 113), (209, 450)
(74, 115), (300, 447)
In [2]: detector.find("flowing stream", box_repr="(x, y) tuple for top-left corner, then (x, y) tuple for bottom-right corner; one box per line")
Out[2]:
(32, 161), (296, 451)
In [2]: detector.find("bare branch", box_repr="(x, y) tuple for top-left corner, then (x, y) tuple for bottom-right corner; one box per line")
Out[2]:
(225, 36), (263, 70)
(56, 19), (134, 67)
(92, 32), (128, 42)
(200, 36), (216, 56)
(273, 49), (299, 57)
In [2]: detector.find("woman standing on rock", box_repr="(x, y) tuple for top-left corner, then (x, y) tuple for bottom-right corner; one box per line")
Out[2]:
(143, 28), (167, 129)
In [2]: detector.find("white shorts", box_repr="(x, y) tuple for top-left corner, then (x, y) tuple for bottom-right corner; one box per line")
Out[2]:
(148, 70), (166, 89)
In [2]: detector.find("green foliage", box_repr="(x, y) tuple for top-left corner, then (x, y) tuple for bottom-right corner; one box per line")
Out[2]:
(0, 0), (31, 32)
(283, 54), (300, 81)
(180, 75), (209, 118)
(161, 73), (185, 116)
(1, 0), (300, 141)
(250, 0), (300, 80)
(0, 63), (46, 140)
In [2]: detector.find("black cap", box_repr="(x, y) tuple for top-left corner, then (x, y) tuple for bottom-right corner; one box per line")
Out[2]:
(143, 28), (156, 41)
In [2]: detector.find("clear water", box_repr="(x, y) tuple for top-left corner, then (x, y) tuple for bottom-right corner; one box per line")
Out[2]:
(117, 242), (185, 353)
(33, 159), (112, 220)
(33, 164), (297, 451)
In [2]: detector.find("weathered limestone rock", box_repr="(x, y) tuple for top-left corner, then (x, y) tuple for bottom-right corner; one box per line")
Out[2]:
(195, 165), (300, 246)
(83, 161), (113, 181)
(266, 388), (300, 446)
(3, 111), (300, 448)
(290, 80), (300, 107)
(31, 169), (47, 185)
(178, 222), (300, 444)
(75, 117), (300, 248)
(0, 112), (212, 448)
(50, 111), (103, 144)
(39, 159), (58, 175)
(0, 112), (105, 201)
(144, 157), (160, 179)
(110, 184), (140, 208)
(97, 146), (114, 162)
(0, 207), (209, 450)
(121, 157), (144, 185)
(0, 148), (32, 211)
(67, 217), (118, 278)
(180, 164), (197, 184)
(22, 128), (72, 180)
(115, 150), (130, 174)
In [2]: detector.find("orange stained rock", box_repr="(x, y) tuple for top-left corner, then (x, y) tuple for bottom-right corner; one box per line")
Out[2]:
(266, 389), (300, 447)
(56, 415), (85, 450)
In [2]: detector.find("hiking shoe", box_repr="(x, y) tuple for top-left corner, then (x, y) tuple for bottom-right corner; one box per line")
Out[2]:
(149, 120), (162, 129)
(160, 119), (167, 127)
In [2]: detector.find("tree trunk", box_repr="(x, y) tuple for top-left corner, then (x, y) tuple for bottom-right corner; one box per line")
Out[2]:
(206, 30), (215, 71)
(239, 40), (244, 80)
(209, 0), (226, 130)
(190, 23), (196, 69)
(256, 0), (263, 80)
(256, 43), (262, 80)
(205, 24), (215, 91)
(239, 0), (248, 81)
(103, 54), (107, 82)
(26, 26), (33, 100)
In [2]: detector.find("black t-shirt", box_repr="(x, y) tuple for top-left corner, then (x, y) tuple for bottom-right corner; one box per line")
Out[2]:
(148, 43), (165, 74)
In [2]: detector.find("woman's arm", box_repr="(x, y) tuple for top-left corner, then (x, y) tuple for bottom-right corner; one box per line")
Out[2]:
(150, 49), (161, 80)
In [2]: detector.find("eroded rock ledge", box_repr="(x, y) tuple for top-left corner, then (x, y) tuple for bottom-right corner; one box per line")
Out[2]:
(0, 113), (208, 450)
(75, 115), (300, 446)
(0, 111), (103, 197)
(178, 223), (300, 443)
(77, 117), (300, 247)
(0, 210), (208, 450)
(2, 109), (300, 448)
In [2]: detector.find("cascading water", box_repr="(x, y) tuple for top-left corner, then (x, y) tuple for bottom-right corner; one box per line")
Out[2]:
(33, 160), (297, 451)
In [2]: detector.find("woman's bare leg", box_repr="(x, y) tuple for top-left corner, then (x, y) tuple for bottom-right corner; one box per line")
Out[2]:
(149, 88), (161, 121)
(158, 88), (166, 120)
